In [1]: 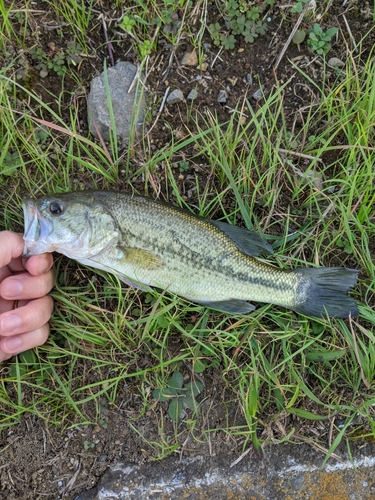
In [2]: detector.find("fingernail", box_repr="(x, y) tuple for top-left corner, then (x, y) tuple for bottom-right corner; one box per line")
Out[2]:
(1, 314), (22, 333)
(3, 336), (22, 352)
(3, 279), (23, 298)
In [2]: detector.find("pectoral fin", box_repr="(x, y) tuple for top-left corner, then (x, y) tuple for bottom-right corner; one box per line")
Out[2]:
(119, 246), (164, 270)
(194, 299), (255, 314)
(87, 245), (162, 291)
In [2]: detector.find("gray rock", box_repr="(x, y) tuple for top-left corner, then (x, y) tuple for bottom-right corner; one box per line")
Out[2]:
(167, 89), (184, 104)
(218, 89), (228, 103)
(187, 88), (198, 100)
(328, 57), (345, 68)
(87, 61), (147, 143)
(252, 87), (264, 100)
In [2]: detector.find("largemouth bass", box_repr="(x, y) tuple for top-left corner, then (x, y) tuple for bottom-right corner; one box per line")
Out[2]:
(22, 190), (358, 318)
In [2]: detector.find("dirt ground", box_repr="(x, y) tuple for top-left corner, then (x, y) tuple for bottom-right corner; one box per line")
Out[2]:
(1, 2), (374, 499)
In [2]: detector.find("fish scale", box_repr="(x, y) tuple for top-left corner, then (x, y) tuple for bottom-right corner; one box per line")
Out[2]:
(109, 202), (298, 304)
(22, 190), (358, 318)
(107, 195), (297, 291)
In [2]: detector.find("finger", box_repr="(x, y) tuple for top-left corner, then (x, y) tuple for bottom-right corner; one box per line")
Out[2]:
(24, 253), (54, 276)
(6, 256), (26, 274)
(0, 323), (50, 361)
(0, 297), (17, 315)
(0, 299), (29, 315)
(0, 298), (35, 315)
(0, 268), (55, 300)
(0, 296), (54, 336)
(0, 232), (24, 269)
(0, 266), (12, 284)
(1, 249), (53, 277)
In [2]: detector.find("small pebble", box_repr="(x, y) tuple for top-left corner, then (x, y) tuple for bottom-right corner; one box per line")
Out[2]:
(252, 88), (263, 100)
(218, 89), (228, 103)
(181, 50), (198, 66)
(328, 57), (345, 68)
(167, 89), (184, 104)
(187, 89), (198, 100)
(246, 74), (253, 86)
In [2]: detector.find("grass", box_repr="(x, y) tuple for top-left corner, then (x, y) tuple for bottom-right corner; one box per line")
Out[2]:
(0, 0), (374, 465)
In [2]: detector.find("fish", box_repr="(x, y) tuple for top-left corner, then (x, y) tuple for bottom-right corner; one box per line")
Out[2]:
(22, 190), (359, 318)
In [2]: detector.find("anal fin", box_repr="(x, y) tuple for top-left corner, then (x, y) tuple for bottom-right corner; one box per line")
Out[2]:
(194, 299), (255, 314)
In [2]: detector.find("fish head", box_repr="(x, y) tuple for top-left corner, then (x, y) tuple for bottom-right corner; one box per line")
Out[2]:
(23, 192), (120, 259)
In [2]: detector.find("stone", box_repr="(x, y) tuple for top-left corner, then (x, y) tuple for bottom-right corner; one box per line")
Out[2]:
(328, 57), (345, 68)
(181, 49), (198, 66)
(252, 87), (264, 100)
(217, 89), (228, 103)
(87, 61), (147, 143)
(167, 89), (184, 104)
(187, 88), (198, 100)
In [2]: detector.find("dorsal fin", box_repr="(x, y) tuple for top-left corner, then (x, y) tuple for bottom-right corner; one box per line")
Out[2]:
(209, 220), (273, 256)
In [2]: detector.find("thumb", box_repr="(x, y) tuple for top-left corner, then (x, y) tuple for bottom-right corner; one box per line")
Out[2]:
(0, 232), (24, 268)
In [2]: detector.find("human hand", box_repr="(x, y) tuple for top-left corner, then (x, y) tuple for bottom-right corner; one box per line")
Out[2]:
(0, 231), (54, 362)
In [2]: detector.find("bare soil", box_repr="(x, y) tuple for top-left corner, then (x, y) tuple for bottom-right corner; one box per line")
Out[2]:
(1, 2), (374, 499)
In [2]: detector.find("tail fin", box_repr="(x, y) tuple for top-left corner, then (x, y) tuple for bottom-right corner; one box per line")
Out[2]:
(292, 267), (359, 318)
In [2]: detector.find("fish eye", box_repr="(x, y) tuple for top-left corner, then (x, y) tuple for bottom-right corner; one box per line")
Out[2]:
(49, 201), (65, 216)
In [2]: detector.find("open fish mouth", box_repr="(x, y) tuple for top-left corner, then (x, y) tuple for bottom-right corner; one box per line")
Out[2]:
(22, 199), (54, 256)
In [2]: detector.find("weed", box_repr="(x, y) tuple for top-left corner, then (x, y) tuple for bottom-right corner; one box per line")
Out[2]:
(177, 160), (190, 173)
(44, 0), (95, 52)
(153, 371), (204, 420)
(2, 150), (22, 176)
(83, 440), (96, 450)
(120, 15), (137, 33)
(209, 0), (274, 49)
(29, 42), (82, 78)
(307, 23), (338, 56)
(291, 0), (310, 14)
(66, 41), (83, 65)
(118, 0), (194, 59)
(292, 29), (306, 45)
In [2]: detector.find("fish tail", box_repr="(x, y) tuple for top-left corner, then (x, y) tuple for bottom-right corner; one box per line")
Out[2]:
(291, 267), (359, 318)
